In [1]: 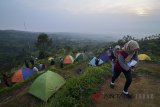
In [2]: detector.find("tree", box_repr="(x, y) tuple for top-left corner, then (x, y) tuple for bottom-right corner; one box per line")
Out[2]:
(35, 33), (53, 59)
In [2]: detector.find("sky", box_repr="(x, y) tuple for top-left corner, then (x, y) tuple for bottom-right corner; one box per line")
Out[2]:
(0, 0), (160, 37)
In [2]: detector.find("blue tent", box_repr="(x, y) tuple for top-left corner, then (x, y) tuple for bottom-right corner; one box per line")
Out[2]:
(98, 51), (110, 62)
(22, 68), (36, 80)
(89, 57), (104, 66)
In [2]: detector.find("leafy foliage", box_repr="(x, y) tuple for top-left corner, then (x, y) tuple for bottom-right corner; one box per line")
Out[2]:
(0, 30), (38, 72)
(35, 33), (53, 59)
(52, 64), (111, 107)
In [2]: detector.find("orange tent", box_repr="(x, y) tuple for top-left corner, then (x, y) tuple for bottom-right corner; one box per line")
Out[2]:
(12, 69), (23, 83)
(12, 68), (36, 83)
(63, 55), (74, 64)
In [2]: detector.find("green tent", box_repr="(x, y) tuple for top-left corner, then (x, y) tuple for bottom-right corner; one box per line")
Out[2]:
(28, 70), (66, 101)
(75, 53), (88, 61)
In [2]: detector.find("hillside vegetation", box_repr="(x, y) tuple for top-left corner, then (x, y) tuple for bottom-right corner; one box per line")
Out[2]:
(0, 30), (159, 107)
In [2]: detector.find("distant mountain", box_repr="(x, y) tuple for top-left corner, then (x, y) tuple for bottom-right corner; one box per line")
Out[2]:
(49, 32), (118, 42)
(0, 30), (117, 42)
(0, 29), (117, 71)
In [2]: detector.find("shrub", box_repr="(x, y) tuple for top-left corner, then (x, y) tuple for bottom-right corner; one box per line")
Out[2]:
(52, 64), (111, 107)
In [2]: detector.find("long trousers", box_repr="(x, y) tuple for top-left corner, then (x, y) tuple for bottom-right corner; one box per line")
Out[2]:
(111, 67), (132, 92)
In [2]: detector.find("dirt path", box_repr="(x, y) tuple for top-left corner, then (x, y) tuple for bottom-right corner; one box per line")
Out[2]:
(95, 63), (160, 107)
(0, 83), (31, 106)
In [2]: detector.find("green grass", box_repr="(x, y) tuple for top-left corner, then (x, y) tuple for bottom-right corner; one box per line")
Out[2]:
(0, 63), (112, 107)
(47, 64), (111, 107)
(62, 61), (87, 70)
(136, 66), (160, 78)
(150, 54), (160, 62)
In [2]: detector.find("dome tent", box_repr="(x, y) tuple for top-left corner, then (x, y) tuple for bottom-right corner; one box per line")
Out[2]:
(98, 50), (110, 62)
(48, 57), (54, 61)
(89, 57), (104, 66)
(63, 55), (74, 64)
(28, 70), (66, 101)
(75, 53), (88, 61)
(138, 54), (151, 61)
(12, 68), (36, 83)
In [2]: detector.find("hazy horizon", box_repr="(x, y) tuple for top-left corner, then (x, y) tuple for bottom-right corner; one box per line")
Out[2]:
(0, 0), (160, 37)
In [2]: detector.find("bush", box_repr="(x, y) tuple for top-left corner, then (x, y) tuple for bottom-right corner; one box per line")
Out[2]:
(52, 64), (111, 107)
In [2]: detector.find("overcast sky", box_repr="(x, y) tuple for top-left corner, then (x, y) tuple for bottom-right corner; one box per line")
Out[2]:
(0, 0), (160, 37)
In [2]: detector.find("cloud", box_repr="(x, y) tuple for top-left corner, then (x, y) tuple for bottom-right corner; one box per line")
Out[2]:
(0, 0), (159, 34)
(50, 0), (159, 16)
(7, 0), (159, 16)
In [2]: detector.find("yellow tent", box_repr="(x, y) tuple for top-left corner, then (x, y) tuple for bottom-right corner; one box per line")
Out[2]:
(48, 57), (54, 61)
(138, 54), (151, 61)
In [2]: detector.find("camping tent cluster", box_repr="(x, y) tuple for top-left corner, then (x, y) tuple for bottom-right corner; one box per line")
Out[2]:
(12, 68), (36, 83)
(27, 52), (151, 101)
(88, 51), (152, 66)
(89, 50), (111, 66)
(10, 50), (152, 101)
(63, 53), (89, 64)
(58, 51), (111, 66)
(11, 53), (151, 84)
(11, 69), (66, 101)
(57, 53), (89, 65)
(12, 63), (46, 83)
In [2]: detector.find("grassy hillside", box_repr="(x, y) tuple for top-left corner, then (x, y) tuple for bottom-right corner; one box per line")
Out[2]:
(0, 30), (160, 107)
(0, 61), (159, 107)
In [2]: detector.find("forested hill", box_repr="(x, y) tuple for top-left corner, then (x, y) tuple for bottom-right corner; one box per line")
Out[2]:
(0, 30), (39, 71)
(0, 30), (115, 72)
(0, 30), (160, 72)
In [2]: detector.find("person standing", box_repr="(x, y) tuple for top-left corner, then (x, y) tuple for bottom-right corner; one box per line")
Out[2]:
(25, 60), (30, 68)
(30, 56), (35, 68)
(50, 59), (55, 66)
(110, 40), (139, 98)
(60, 58), (64, 68)
(95, 57), (100, 66)
(110, 45), (121, 75)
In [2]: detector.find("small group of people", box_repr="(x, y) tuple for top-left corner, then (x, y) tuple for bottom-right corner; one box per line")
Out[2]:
(25, 56), (45, 72)
(33, 64), (46, 72)
(108, 40), (139, 99)
(49, 57), (64, 68)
